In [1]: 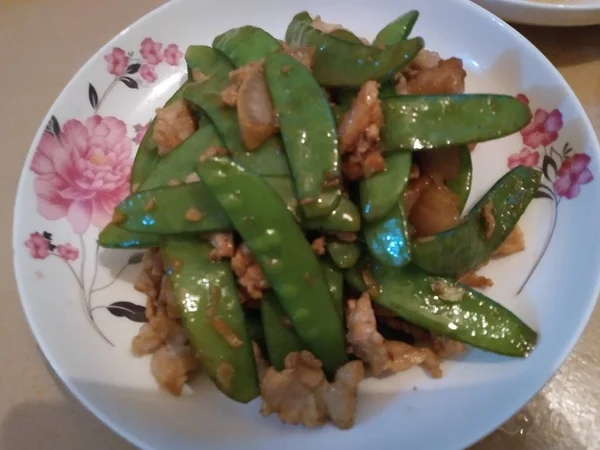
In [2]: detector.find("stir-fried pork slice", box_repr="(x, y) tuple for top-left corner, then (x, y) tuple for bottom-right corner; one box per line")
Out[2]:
(151, 344), (199, 396)
(311, 236), (326, 256)
(260, 351), (364, 429)
(493, 225), (525, 257)
(231, 244), (269, 299)
(406, 57), (466, 95)
(458, 271), (494, 289)
(207, 232), (235, 260)
(153, 99), (197, 155)
(220, 61), (263, 107)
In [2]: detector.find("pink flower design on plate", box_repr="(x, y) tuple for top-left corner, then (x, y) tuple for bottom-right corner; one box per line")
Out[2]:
(507, 148), (540, 169)
(133, 123), (149, 144)
(104, 47), (129, 77)
(554, 153), (594, 199)
(139, 64), (157, 83)
(30, 116), (133, 234)
(516, 93), (530, 106)
(521, 108), (564, 149)
(25, 232), (50, 259)
(56, 243), (79, 261)
(163, 44), (183, 66)
(140, 38), (163, 65)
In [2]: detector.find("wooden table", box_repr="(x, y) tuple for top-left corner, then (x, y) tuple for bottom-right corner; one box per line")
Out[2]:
(0, 1), (598, 448)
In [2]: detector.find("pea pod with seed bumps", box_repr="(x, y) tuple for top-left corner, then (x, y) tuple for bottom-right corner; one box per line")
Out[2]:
(285, 12), (424, 87)
(196, 157), (347, 375)
(373, 10), (420, 46)
(161, 237), (259, 402)
(412, 166), (542, 276)
(265, 52), (342, 218)
(213, 26), (281, 66)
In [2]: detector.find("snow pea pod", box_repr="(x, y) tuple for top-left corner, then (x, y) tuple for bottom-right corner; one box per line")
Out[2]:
(412, 166), (541, 276)
(369, 262), (537, 357)
(97, 223), (160, 249)
(363, 202), (411, 267)
(140, 124), (223, 191)
(320, 259), (344, 319)
(445, 146), (473, 213)
(161, 237), (259, 402)
(185, 45), (234, 79)
(197, 158), (347, 374)
(183, 77), (291, 176)
(130, 83), (187, 189)
(381, 94), (532, 151)
(265, 52), (341, 218)
(131, 47), (234, 188)
(373, 10), (419, 46)
(116, 183), (231, 234)
(285, 12), (424, 87)
(114, 179), (358, 235)
(360, 151), (412, 222)
(326, 239), (361, 270)
(328, 29), (363, 43)
(213, 26), (281, 66)
(260, 292), (306, 371)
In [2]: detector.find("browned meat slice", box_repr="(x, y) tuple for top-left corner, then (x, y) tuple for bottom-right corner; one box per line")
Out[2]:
(458, 271), (494, 289)
(207, 232), (235, 260)
(150, 344), (199, 396)
(231, 244), (269, 299)
(493, 225), (525, 257)
(406, 56), (466, 95)
(311, 236), (326, 256)
(153, 99), (197, 155)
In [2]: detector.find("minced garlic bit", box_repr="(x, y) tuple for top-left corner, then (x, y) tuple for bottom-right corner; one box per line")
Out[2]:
(430, 279), (464, 302)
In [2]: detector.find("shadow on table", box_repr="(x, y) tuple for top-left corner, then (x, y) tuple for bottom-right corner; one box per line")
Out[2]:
(1, 401), (134, 450)
(514, 25), (600, 68)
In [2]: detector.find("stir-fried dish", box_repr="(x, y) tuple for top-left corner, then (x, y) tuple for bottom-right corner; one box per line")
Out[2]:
(99, 10), (541, 429)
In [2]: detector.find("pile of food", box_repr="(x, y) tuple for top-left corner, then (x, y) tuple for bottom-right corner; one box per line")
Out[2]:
(99, 10), (541, 429)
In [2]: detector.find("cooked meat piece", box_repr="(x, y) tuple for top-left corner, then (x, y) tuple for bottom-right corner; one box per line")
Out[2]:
(481, 202), (495, 240)
(430, 279), (465, 302)
(311, 236), (326, 256)
(430, 335), (467, 358)
(409, 182), (460, 237)
(283, 45), (315, 70)
(410, 50), (442, 71)
(318, 360), (364, 429)
(417, 147), (461, 184)
(131, 311), (186, 356)
(394, 72), (409, 95)
(153, 99), (197, 155)
(150, 344), (199, 396)
(403, 176), (433, 217)
(220, 61), (263, 107)
(493, 225), (525, 257)
(260, 351), (364, 429)
(406, 57), (466, 95)
(157, 275), (180, 319)
(346, 293), (389, 375)
(458, 271), (494, 288)
(207, 232), (234, 260)
(338, 81), (382, 153)
(338, 81), (385, 181)
(198, 145), (228, 163)
(385, 341), (442, 378)
(231, 244), (269, 299)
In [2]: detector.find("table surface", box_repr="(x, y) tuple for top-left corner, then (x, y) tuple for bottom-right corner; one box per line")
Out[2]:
(1, 1), (599, 449)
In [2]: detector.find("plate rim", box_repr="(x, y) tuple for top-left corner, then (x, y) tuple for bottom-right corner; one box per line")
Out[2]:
(11, 0), (600, 448)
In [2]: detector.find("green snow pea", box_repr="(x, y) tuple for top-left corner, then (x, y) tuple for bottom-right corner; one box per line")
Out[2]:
(326, 239), (361, 270)
(381, 94), (532, 151)
(197, 158), (347, 374)
(285, 12), (424, 87)
(185, 45), (234, 79)
(131, 47), (234, 188)
(265, 52), (341, 218)
(116, 183), (231, 234)
(213, 26), (281, 66)
(445, 146), (473, 212)
(360, 151), (412, 222)
(412, 166), (541, 276)
(320, 259), (344, 319)
(303, 196), (362, 232)
(363, 202), (411, 267)
(183, 77), (291, 176)
(369, 261), (537, 357)
(130, 83), (187, 189)
(329, 28), (363, 43)
(260, 292), (306, 371)
(373, 10), (420, 46)
(139, 124), (223, 191)
(161, 237), (259, 402)
(97, 223), (160, 249)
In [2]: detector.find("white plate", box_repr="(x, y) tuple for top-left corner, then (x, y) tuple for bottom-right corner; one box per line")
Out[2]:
(473, 0), (600, 26)
(12, 0), (600, 449)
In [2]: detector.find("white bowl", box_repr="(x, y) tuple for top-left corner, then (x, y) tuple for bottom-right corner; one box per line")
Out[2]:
(12, 0), (600, 449)
(473, 0), (600, 26)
